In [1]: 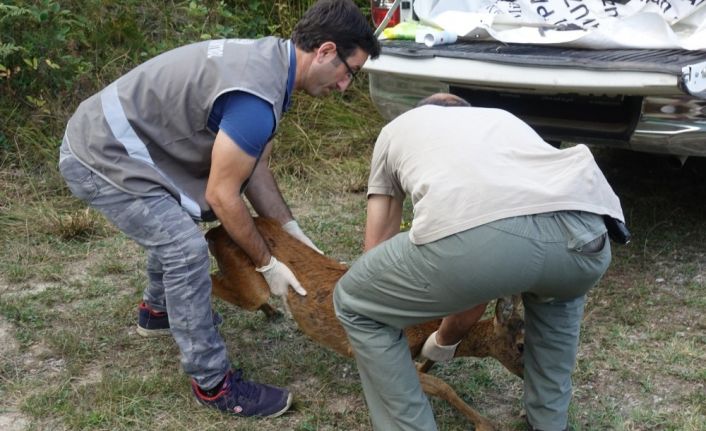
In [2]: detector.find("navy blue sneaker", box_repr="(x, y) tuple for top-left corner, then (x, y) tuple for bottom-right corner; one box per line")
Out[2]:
(136, 302), (223, 337)
(192, 369), (293, 417)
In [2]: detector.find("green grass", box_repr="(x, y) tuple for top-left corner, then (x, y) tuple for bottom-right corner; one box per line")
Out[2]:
(2, 97), (706, 431)
(2, 95), (706, 431)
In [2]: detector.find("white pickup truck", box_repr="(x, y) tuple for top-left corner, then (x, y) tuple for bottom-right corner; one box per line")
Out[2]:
(364, 0), (706, 160)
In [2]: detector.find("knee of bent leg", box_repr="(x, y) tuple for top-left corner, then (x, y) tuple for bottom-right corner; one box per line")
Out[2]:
(180, 230), (210, 265)
(333, 278), (385, 337)
(333, 281), (348, 321)
(160, 228), (210, 271)
(333, 278), (361, 330)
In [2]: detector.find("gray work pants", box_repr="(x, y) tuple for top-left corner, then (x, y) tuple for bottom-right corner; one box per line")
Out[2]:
(59, 141), (229, 389)
(334, 211), (611, 431)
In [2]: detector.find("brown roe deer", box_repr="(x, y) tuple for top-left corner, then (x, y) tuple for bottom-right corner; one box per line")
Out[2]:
(206, 217), (525, 431)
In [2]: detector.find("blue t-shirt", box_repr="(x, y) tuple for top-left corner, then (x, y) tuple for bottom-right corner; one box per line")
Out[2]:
(207, 41), (296, 158)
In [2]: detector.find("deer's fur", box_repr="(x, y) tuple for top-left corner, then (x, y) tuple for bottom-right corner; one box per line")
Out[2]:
(206, 218), (524, 430)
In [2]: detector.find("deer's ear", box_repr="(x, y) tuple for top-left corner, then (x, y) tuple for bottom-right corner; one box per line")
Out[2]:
(494, 295), (523, 327)
(494, 296), (516, 325)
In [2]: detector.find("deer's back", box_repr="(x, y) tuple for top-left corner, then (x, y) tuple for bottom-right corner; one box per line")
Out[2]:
(206, 218), (441, 357)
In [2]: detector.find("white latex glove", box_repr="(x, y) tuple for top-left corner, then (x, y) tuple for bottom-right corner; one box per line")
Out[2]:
(419, 330), (461, 362)
(256, 256), (307, 298)
(282, 220), (324, 254)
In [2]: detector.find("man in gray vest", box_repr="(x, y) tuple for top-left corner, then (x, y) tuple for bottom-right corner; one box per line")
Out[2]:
(58, 0), (380, 418)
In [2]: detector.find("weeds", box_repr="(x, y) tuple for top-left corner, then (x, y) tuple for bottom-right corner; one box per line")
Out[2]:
(48, 208), (107, 242)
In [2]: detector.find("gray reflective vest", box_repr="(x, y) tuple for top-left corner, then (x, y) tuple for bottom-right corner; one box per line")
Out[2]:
(65, 37), (291, 221)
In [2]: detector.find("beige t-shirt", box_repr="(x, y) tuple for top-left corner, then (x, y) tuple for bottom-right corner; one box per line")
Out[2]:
(367, 105), (624, 245)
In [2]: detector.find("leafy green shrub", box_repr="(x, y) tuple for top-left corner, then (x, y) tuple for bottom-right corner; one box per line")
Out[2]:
(1, 2), (92, 109)
(0, 0), (374, 168)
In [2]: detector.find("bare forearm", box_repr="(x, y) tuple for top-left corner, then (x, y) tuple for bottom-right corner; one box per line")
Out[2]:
(210, 194), (271, 267)
(244, 141), (295, 225)
(245, 164), (292, 225)
(364, 222), (400, 251)
(364, 195), (403, 251)
(436, 304), (487, 345)
(206, 132), (276, 267)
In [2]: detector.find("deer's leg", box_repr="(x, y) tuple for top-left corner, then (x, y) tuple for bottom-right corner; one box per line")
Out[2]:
(418, 372), (496, 431)
(418, 358), (436, 373)
(258, 303), (281, 319)
(210, 273), (236, 305)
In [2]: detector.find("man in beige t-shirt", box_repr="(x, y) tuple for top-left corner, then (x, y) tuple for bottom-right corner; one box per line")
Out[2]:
(333, 93), (624, 431)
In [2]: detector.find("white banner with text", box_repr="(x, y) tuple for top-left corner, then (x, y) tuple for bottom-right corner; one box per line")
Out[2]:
(414, 0), (706, 49)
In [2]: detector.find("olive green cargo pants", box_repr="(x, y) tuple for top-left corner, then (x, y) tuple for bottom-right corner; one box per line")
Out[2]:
(333, 211), (611, 431)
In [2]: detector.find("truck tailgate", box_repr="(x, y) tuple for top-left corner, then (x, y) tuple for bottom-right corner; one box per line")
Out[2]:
(366, 40), (706, 98)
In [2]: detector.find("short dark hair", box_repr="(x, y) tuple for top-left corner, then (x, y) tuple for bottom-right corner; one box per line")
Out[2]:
(416, 93), (471, 108)
(291, 0), (381, 59)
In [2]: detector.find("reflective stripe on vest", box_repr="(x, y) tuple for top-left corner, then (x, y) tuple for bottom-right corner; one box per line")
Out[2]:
(101, 82), (202, 218)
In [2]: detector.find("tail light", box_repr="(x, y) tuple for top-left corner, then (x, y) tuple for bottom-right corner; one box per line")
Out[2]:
(371, 0), (400, 29)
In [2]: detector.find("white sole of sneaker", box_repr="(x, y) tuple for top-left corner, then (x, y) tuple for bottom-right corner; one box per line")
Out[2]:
(265, 392), (293, 418)
(136, 325), (171, 337)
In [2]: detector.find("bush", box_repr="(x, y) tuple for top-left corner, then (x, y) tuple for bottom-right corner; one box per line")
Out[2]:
(0, 0), (371, 168)
(1, 2), (91, 110)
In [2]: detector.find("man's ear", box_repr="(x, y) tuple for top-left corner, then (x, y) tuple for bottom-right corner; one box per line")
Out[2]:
(315, 41), (338, 63)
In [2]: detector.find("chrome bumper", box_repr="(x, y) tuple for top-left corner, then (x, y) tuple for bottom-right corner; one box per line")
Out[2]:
(368, 73), (706, 158)
(632, 97), (706, 157)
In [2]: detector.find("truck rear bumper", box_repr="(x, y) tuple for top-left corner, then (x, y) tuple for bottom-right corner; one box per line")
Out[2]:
(365, 40), (706, 97)
(634, 97), (706, 157)
(364, 54), (682, 96)
(367, 71), (706, 157)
